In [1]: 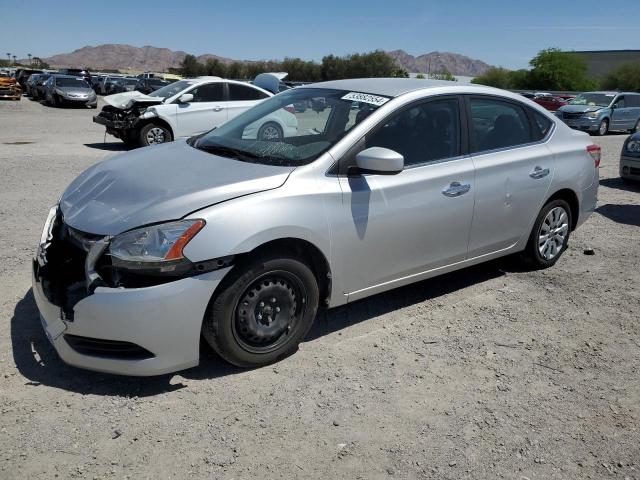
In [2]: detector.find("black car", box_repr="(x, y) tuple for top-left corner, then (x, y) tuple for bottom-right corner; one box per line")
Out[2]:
(134, 77), (171, 94)
(15, 69), (43, 90)
(32, 73), (53, 100)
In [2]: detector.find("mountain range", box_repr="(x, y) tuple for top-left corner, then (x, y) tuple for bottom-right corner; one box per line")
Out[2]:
(387, 49), (491, 76)
(23, 44), (492, 77)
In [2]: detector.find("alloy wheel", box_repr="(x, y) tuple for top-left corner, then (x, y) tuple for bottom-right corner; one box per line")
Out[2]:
(145, 127), (166, 145)
(538, 206), (569, 261)
(599, 120), (608, 136)
(259, 125), (282, 141)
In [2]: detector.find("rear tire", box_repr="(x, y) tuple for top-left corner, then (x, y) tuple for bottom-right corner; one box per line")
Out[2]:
(202, 254), (319, 368)
(139, 123), (172, 147)
(521, 199), (572, 269)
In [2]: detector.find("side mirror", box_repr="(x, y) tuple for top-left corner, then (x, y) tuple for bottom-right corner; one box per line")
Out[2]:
(355, 147), (404, 175)
(178, 93), (193, 104)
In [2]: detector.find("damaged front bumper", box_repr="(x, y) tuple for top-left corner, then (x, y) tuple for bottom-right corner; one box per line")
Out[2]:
(32, 207), (231, 376)
(93, 107), (141, 140)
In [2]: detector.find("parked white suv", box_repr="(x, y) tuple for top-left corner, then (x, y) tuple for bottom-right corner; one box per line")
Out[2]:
(93, 76), (297, 147)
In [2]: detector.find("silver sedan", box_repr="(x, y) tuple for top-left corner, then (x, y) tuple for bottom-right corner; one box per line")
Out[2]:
(33, 78), (599, 375)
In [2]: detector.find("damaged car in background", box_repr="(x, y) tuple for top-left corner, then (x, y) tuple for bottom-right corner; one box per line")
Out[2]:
(93, 74), (296, 147)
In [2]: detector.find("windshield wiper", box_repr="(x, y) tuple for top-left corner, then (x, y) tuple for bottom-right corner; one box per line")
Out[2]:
(194, 143), (260, 162)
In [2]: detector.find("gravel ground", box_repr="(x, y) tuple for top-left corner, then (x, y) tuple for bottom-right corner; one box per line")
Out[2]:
(1, 96), (639, 480)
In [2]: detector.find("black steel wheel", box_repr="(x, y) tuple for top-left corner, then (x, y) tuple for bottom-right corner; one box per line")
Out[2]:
(203, 254), (319, 367)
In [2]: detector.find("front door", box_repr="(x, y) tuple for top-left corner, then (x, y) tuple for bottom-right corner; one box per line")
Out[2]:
(175, 82), (227, 137)
(330, 96), (476, 298)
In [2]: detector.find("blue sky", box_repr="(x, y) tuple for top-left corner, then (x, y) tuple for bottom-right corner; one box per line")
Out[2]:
(1, 0), (637, 69)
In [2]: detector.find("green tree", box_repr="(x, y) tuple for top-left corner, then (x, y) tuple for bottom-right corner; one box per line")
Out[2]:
(415, 73), (425, 79)
(471, 67), (514, 88)
(430, 69), (457, 81)
(180, 55), (204, 77)
(391, 68), (409, 78)
(528, 48), (595, 91)
(203, 58), (227, 77)
(601, 62), (640, 92)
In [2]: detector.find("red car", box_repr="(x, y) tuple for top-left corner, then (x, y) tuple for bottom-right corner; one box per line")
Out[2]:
(533, 95), (567, 111)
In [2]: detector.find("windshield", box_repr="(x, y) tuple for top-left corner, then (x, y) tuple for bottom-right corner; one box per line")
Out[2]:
(192, 88), (389, 166)
(125, 79), (138, 85)
(149, 80), (194, 99)
(569, 93), (615, 107)
(55, 77), (89, 88)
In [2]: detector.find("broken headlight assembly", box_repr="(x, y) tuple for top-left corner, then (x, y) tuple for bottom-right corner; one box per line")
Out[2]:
(108, 219), (205, 276)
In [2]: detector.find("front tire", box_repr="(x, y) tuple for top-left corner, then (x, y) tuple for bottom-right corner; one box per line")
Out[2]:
(139, 123), (172, 146)
(521, 199), (572, 269)
(594, 118), (608, 136)
(202, 254), (319, 368)
(631, 119), (640, 134)
(257, 122), (283, 141)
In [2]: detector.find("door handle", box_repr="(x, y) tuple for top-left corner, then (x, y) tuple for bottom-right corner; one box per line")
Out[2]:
(213, 106), (224, 112)
(442, 182), (471, 197)
(529, 166), (550, 179)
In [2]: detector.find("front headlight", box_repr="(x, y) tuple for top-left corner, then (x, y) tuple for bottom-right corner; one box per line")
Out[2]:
(626, 140), (640, 153)
(109, 219), (204, 274)
(584, 111), (599, 119)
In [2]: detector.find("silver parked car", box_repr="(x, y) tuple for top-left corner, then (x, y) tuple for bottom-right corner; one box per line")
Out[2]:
(43, 75), (97, 108)
(555, 91), (640, 136)
(33, 79), (599, 375)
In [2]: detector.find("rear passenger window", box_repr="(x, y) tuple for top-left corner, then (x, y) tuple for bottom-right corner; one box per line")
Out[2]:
(228, 83), (269, 101)
(627, 95), (640, 107)
(530, 110), (553, 141)
(470, 98), (532, 152)
(365, 98), (461, 166)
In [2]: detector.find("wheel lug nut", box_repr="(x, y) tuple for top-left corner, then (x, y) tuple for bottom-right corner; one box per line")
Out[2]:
(275, 307), (280, 312)
(259, 301), (265, 307)
(271, 297), (276, 303)
(257, 314), (262, 320)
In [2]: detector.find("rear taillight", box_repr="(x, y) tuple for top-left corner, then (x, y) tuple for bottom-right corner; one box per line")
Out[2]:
(587, 144), (601, 168)
(284, 105), (296, 114)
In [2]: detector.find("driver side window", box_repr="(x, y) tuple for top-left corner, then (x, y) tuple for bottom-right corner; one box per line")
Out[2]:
(614, 96), (626, 109)
(189, 83), (224, 102)
(364, 98), (461, 167)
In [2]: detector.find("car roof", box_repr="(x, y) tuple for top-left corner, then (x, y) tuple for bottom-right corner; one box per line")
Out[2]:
(585, 91), (640, 95)
(300, 78), (508, 98)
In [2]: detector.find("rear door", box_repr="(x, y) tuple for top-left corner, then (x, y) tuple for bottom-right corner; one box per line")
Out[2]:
(467, 96), (555, 257)
(225, 83), (271, 121)
(175, 82), (227, 137)
(330, 96), (476, 298)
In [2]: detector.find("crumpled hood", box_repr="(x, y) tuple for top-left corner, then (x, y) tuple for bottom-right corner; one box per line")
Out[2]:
(60, 141), (294, 235)
(103, 91), (163, 110)
(558, 104), (604, 114)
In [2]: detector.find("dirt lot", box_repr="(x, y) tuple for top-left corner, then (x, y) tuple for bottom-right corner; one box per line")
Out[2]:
(1, 96), (639, 480)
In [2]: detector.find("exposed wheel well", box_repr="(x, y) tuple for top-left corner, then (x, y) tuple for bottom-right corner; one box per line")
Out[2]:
(546, 188), (579, 230)
(237, 238), (331, 306)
